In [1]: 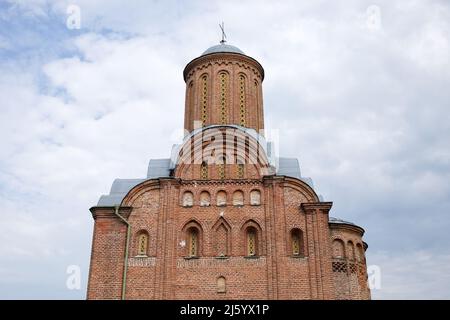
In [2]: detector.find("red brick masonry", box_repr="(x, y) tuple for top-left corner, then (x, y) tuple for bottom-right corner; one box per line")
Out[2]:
(87, 43), (370, 300)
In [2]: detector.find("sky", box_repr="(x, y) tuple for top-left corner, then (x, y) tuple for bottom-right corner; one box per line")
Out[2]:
(0, 0), (449, 299)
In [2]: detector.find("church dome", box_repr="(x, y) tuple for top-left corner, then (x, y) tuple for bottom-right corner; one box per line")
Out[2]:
(201, 43), (245, 56)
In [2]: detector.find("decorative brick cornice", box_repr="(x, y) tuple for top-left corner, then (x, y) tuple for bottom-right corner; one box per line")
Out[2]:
(329, 221), (365, 236)
(301, 202), (333, 214)
(183, 52), (264, 82)
(181, 178), (263, 187)
(263, 175), (320, 203)
(262, 174), (283, 186)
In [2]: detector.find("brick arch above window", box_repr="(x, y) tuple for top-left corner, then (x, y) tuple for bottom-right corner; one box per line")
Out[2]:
(332, 238), (345, 259)
(237, 73), (247, 127)
(181, 220), (204, 257)
(232, 190), (244, 206)
(217, 276), (226, 293)
(290, 228), (305, 257)
(356, 243), (365, 262)
(347, 240), (356, 260)
(200, 161), (208, 179)
(212, 217), (232, 257)
(217, 71), (229, 125)
(199, 73), (209, 126)
(240, 219), (264, 257)
(216, 190), (227, 206)
(199, 190), (211, 207)
(250, 189), (261, 205)
(182, 191), (194, 207)
(135, 230), (149, 257)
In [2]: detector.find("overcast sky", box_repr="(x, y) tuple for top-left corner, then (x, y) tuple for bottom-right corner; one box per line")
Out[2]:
(0, 0), (449, 299)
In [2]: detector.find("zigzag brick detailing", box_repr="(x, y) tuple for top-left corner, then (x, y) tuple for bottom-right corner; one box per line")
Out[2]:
(87, 42), (370, 300)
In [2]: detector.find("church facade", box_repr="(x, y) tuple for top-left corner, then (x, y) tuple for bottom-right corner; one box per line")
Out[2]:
(87, 41), (371, 300)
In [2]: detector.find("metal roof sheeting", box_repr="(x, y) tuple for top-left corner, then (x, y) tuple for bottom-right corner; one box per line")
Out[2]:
(96, 156), (316, 206)
(97, 178), (146, 206)
(329, 217), (356, 226)
(147, 158), (171, 179)
(202, 43), (244, 56)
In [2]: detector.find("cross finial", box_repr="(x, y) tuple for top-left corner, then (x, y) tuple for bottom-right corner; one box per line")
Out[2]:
(219, 22), (227, 44)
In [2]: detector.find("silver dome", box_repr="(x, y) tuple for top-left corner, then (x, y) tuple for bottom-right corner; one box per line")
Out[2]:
(202, 43), (244, 55)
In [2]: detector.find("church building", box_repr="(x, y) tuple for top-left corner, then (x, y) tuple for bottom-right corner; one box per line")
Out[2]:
(87, 39), (371, 300)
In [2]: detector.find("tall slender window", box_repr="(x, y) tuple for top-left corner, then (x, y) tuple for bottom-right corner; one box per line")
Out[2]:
(137, 233), (148, 256)
(332, 239), (345, 259)
(347, 241), (355, 260)
(186, 81), (194, 129)
(188, 228), (198, 257)
(291, 229), (304, 256)
(357, 243), (365, 262)
(201, 75), (208, 126)
(182, 191), (194, 207)
(219, 72), (228, 124)
(247, 228), (257, 256)
(232, 190), (244, 206)
(217, 276), (226, 293)
(292, 233), (300, 256)
(239, 74), (246, 126)
(216, 191), (227, 206)
(250, 190), (261, 205)
(200, 191), (211, 207)
(237, 163), (244, 179)
(255, 80), (259, 129)
(201, 161), (208, 179)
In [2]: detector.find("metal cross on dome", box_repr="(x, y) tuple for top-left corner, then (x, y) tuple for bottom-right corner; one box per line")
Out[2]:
(219, 22), (227, 44)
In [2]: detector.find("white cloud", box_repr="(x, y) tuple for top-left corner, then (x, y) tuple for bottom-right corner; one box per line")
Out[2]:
(369, 250), (450, 299)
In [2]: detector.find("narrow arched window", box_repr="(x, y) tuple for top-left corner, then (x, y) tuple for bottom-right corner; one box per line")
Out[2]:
(201, 74), (208, 126)
(347, 241), (355, 260)
(182, 191), (194, 207)
(200, 161), (208, 179)
(247, 227), (257, 256)
(137, 232), (148, 256)
(219, 72), (228, 124)
(186, 81), (194, 130)
(250, 190), (261, 205)
(217, 276), (226, 293)
(232, 190), (244, 206)
(237, 162), (244, 179)
(332, 239), (345, 259)
(239, 74), (246, 126)
(255, 79), (260, 129)
(200, 191), (211, 207)
(291, 229), (304, 256)
(188, 227), (199, 257)
(216, 190), (227, 206)
(356, 243), (365, 262)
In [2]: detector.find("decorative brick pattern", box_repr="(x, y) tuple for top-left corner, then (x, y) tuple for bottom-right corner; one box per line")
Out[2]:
(330, 226), (371, 300)
(183, 53), (264, 132)
(87, 46), (370, 300)
(128, 257), (156, 267)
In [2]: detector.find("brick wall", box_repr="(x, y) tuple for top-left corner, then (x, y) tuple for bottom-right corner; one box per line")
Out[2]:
(87, 175), (371, 300)
(330, 224), (371, 299)
(87, 49), (370, 300)
(183, 53), (264, 133)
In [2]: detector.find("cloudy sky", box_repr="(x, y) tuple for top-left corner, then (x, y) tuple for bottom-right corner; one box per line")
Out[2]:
(0, 0), (449, 299)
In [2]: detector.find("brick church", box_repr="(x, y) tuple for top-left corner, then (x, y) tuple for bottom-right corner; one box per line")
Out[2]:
(87, 39), (371, 300)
